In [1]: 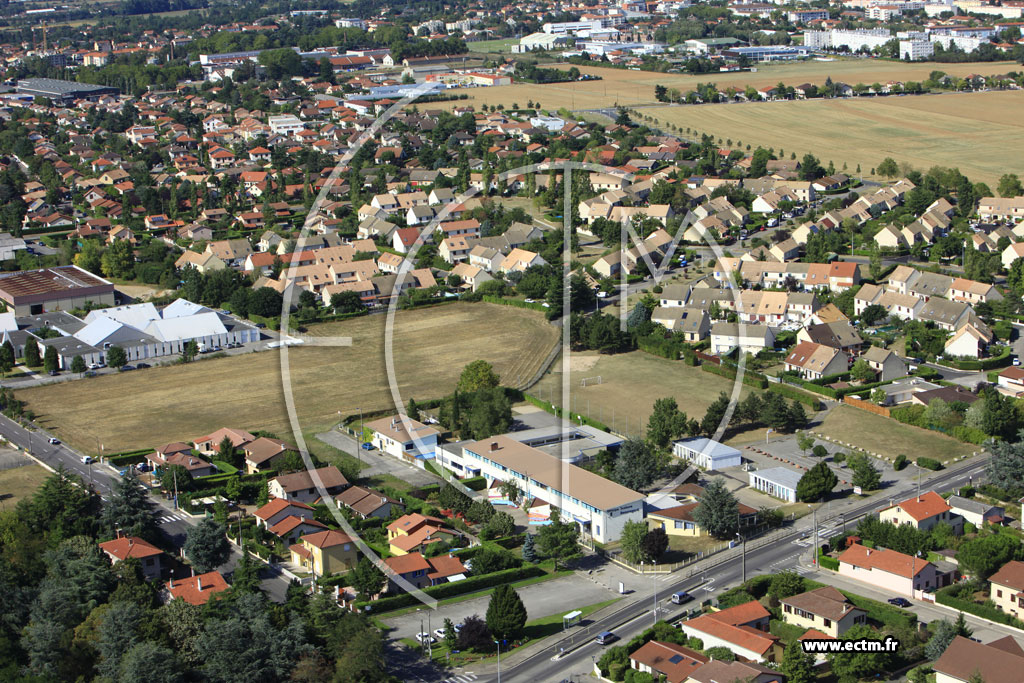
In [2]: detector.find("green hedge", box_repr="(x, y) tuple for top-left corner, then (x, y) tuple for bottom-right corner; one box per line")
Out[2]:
(936, 586), (1024, 629)
(482, 295), (547, 312)
(917, 456), (943, 471)
(817, 553), (839, 570)
(106, 449), (152, 466)
(356, 565), (546, 613)
(637, 334), (688, 360)
(462, 476), (487, 491)
(939, 345), (1012, 371)
(701, 362), (768, 389)
(768, 383), (823, 410)
(842, 591), (917, 630)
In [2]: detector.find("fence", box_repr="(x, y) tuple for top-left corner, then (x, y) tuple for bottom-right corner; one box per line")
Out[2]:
(694, 351), (720, 365)
(843, 395), (891, 417)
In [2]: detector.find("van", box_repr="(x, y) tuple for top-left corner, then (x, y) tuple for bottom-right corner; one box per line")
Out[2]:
(595, 631), (617, 645)
(671, 591), (693, 605)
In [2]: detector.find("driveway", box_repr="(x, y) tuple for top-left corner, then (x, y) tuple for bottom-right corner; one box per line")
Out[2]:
(315, 430), (440, 488)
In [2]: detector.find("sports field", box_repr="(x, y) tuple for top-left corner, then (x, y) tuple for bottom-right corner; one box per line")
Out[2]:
(815, 404), (975, 463)
(434, 59), (1021, 112)
(647, 89), (1024, 186)
(18, 303), (559, 453)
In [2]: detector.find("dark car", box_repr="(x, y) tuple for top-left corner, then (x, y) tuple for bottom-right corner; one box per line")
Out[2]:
(361, 442), (373, 451)
(888, 597), (912, 608)
(48, 370), (58, 376)
(84, 371), (97, 378)
(118, 365), (135, 372)
(136, 363), (151, 369)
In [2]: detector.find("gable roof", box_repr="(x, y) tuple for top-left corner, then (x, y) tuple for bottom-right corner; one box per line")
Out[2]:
(990, 560), (1024, 592)
(98, 536), (163, 561)
(884, 490), (952, 521)
(838, 543), (933, 578)
(629, 640), (708, 683)
(270, 465), (348, 493)
(682, 601), (776, 655)
(934, 636), (1024, 683)
(780, 586), (864, 622)
(253, 496), (313, 521)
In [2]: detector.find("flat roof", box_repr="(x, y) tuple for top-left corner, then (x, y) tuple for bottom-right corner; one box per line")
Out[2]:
(16, 78), (119, 96)
(463, 435), (643, 511)
(0, 266), (114, 305)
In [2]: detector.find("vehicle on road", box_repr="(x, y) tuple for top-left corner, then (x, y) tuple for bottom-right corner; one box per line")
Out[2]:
(48, 437), (60, 445)
(595, 631), (617, 645)
(671, 591), (693, 605)
(1014, 357), (1021, 366)
(361, 442), (373, 451)
(888, 597), (912, 607)
(81, 455), (95, 464)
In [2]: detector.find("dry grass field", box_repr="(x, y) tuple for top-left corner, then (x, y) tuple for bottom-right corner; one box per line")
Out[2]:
(0, 462), (51, 508)
(18, 303), (559, 454)
(646, 90), (1024, 187)
(435, 59), (1021, 112)
(529, 350), (750, 437)
(815, 404), (975, 463)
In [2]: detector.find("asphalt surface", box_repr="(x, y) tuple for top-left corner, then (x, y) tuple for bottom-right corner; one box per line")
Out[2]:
(0, 413), (291, 602)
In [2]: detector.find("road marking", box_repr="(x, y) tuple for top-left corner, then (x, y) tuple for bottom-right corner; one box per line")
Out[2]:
(701, 578), (716, 592)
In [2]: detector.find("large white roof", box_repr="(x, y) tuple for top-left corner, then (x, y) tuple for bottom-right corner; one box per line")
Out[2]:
(161, 298), (212, 319)
(76, 317), (126, 347)
(144, 311), (227, 342)
(85, 302), (159, 329)
(0, 312), (17, 333)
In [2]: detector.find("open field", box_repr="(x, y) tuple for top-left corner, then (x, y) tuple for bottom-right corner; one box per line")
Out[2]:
(529, 350), (750, 437)
(433, 59), (1021, 114)
(467, 37), (520, 54)
(0, 461), (51, 508)
(815, 404), (975, 463)
(647, 89), (1024, 187)
(18, 303), (559, 454)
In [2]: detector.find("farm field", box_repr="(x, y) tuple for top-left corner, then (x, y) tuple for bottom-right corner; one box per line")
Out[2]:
(646, 89), (1024, 187)
(529, 350), (750, 438)
(814, 404), (975, 463)
(434, 58), (1021, 113)
(18, 303), (559, 454)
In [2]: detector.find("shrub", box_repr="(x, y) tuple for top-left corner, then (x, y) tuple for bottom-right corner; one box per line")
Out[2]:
(355, 565), (545, 613)
(935, 584), (1024, 629)
(893, 454), (908, 471)
(817, 553), (839, 570)
(768, 383), (823, 410)
(917, 456), (943, 471)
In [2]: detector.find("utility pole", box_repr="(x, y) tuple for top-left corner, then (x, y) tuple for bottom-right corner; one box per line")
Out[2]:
(495, 640), (502, 683)
(172, 467), (178, 511)
(811, 504), (818, 566)
(736, 532), (746, 583)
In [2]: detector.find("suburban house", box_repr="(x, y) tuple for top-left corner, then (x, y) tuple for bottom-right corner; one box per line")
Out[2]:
(193, 427), (256, 455)
(672, 437), (741, 470)
(365, 415), (439, 462)
(934, 635), (1024, 683)
(336, 485), (403, 520)
(684, 660), (784, 683)
(254, 497), (315, 529)
(989, 561), (1024, 618)
(647, 501), (758, 537)
(268, 465), (349, 503)
(748, 467), (801, 503)
(242, 436), (297, 473)
(878, 491), (962, 534)
(146, 442), (216, 478)
(861, 346), (908, 382)
(678, 601), (781, 663)
(98, 535), (164, 581)
(387, 513), (459, 556)
(947, 495), (1003, 528)
(784, 341), (849, 380)
(628, 640), (708, 683)
(289, 529), (358, 576)
(997, 366), (1024, 396)
(709, 322), (776, 355)
(837, 543), (940, 598)
(779, 586), (867, 637)
(268, 514), (328, 545)
(944, 323), (992, 360)
(166, 571), (229, 605)
(383, 551), (468, 591)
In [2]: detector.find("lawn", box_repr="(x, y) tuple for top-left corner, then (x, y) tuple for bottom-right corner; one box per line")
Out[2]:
(18, 303), (559, 454)
(529, 350), (750, 439)
(815, 404), (974, 463)
(467, 37), (521, 54)
(0, 462), (51, 508)
(646, 89), (1024, 187)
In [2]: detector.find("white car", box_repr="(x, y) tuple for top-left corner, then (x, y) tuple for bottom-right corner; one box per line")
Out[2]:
(415, 632), (435, 644)
(433, 628), (448, 640)
(597, 291), (608, 298)
(48, 437), (60, 445)
(81, 455), (95, 465)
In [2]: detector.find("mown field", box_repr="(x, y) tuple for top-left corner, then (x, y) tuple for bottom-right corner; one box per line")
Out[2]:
(815, 404), (975, 463)
(19, 303), (559, 453)
(434, 59), (1022, 112)
(0, 461), (51, 508)
(646, 89), (1024, 187)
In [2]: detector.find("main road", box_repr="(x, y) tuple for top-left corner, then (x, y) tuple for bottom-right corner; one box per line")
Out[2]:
(0, 414), (292, 602)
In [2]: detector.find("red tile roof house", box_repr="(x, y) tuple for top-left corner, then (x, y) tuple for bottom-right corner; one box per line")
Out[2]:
(145, 443), (216, 478)
(678, 600), (782, 663)
(933, 635), (1024, 683)
(838, 543), (943, 598)
(629, 640), (708, 683)
(268, 514), (328, 545)
(878, 491), (963, 534)
(254, 497), (315, 529)
(192, 427), (255, 456)
(165, 571), (230, 605)
(98, 535), (165, 581)
(335, 485), (404, 519)
(988, 560), (1024, 618)
(383, 551), (468, 591)
(267, 466), (349, 504)
(242, 436), (297, 474)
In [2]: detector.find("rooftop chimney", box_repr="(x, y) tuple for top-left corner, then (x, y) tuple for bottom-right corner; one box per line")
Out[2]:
(196, 575), (202, 591)
(489, 441), (499, 452)
(168, 578), (173, 588)
(128, 538), (133, 547)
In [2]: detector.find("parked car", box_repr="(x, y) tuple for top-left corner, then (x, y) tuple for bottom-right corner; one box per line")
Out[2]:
(88, 363), (103, 370)
(433, 628), (447, 640)
(136, 362), (151, 369)
(888, 597), (912, 607)
(597, 291), (608, 298)
(1014, 356), (1021, 367)
(48, 437), (60, 445)
(361, 442), (373, 451)
(671, 591), (693, 605)
(415, 632), (435, 644)
(81, 455), (95, 465)
(118, 365), (135, 372)
(595, 631), (617, 645)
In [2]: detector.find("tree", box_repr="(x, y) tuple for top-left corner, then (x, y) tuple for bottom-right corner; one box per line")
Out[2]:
(442, 618), (458, 650)
(956, 532), (1021, 579)
(483, 511), (515, 539)
(101, 238), (135, 279)
(860, 304), (888, 326)
(796, 432), (815, 456)
(998, 173), (1023, 198)
(925, 619), (958, 660)
(646, 397), (690, 449)
(521, 533), (537, 563)
(70, 355), (86, 374)
(160, 464), (193, 493)
(620, 519), (651, 564)
(456, 615), (492, 652)
(812, 444), (828, 458)
(849, 453), (882, 491)
(181, 340), (198, 363)
(797, 461), (838, 502)
(691, 478), (739, 539)
(769, 570), (806, 599)
(106, 345), (127, 369)
(988, 437), (1024, 498)
(642, 527), (669, 562)
(458, 360), (500, 392)
(24, 339), (41, 367)
(407, 397), (420, 421)
(350, 557), (386, 600)
(780, 641), (816, 683)
(183, 517), (230, 573)
(828, 624), (895, 681)
(217, 435), (238, 468)
(97, 601), (144, 679)
(877, 157), (900, 179)
(103, 468), (157, 541)
(42, 345), (58, 373)
(0, 339), (13, 375)
(613, 438), (660, 491)
(330, 290), (364, 313)
(486, 584), (528, 641)
(850, 359), (875, 383)
(535, 509), (579, 570)
(118, 642), (183, 683)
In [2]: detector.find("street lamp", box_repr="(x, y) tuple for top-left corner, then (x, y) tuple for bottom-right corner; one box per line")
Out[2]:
(495, 639), (502, 683)
(735, 532), (746, 583)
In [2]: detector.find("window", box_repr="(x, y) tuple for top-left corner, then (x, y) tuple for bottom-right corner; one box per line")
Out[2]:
(784, 605), (791, 614)
(998, 589), (1003, 598)
(674, 521), (684, 529)
(823, 618), (831, 628)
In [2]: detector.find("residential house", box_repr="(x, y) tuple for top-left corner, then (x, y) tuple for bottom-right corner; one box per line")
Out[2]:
(990, 561), (1024, 618)
(384, 551), (468, 591)
(934, 635), (1024, 683)
(499, 248), (547, 274)
(685, 660), (784, 683)
(947, 495), (1003, 528)
(629, 641), (708, 683)
(779, 586), (867, 637)
(451, 262), (493, 291)
(336, 485), (404, 520)
(879, 491), (962, 533)
(797, 321), (862, 354)
(944, 323), (992, 359)
(650, 307), (709, 341)
(253, 497), (315, 529)
(98, 536), (164, 581)
(678, 601), (781, 663)
(998, 366), (1024, 396)
(166, 571), (229, 605)
(193, 427), (256, 455)
(387, 513), (458, 556)
(861, 345), (908, 382)
(268, 466), (349, 504)
(268, 515), (328, 545)
(365, 415), (439, 461)
(647, 501), (758, 537)
(710, 322), (776, 355)
(289, 529), (358, 576)
(784, 341), (849, 380)
(145, 442), (216, 478)
(838, 543), (940, 598)
(242, 437), (297, 473)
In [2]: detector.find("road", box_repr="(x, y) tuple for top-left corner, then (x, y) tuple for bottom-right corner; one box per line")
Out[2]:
(0, 414), (291, 602)
(467, 455), (991, 683)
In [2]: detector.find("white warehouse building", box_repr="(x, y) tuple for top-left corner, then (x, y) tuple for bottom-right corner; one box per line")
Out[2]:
(672, 437), (742, 470)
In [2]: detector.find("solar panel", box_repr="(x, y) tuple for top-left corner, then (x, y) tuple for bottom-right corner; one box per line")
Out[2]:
(668, 655), (684, 664)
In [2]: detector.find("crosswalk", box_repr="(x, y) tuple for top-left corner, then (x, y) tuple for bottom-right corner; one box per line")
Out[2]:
(157, 512), (187, 525)
(443, 673), (477, 683)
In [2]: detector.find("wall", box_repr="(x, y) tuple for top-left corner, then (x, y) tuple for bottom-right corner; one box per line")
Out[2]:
(844, 395), (891, 417)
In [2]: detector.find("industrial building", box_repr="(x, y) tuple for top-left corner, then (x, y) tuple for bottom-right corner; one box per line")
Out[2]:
(0, 265), (116, 315)
(15, 78), (120, 104)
